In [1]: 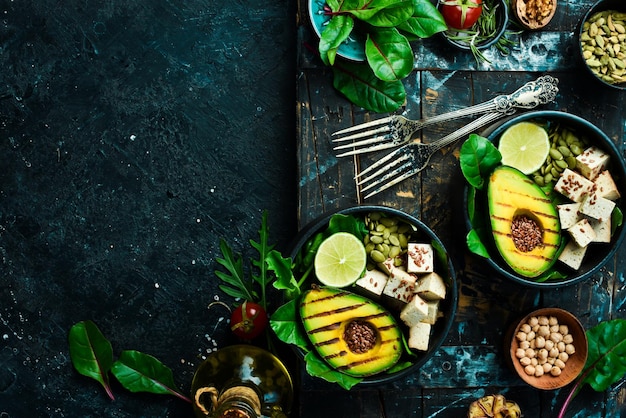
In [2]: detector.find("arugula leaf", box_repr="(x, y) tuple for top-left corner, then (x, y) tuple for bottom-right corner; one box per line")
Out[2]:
(304, 351), (362, 390)
(250, 210), (276, 307)
(68, 320), (115, 400)
(267, 250), (301, 299)
(332, 59), (406, 114)
(460, 134), (502, 190)
(319, 14), (355, 66)
(111, 350), (191, 403)
(215, 239), (258, 301)
(365, 28), (414, 82)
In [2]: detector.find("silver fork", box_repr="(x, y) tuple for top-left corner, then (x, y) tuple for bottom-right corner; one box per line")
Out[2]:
(356, 111), (508, 199)
(333, 75), (559, 157)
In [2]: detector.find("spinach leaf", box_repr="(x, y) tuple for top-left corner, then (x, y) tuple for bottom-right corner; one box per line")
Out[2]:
(365, 28), (414, 82)
(327, 213), (368, 240)
(319, 15), (354, 66)
(460, 134), (502, 190)
(397, 0), (447, 39)
(364, 0), (414, 27)
(269, 299), (310, 349)
(466, 229), (490, 258)
(332, 59), (406, 113)
(111, 350), (190, 402)
(68, 320), (115, 400)
(304, 351), (362, 390)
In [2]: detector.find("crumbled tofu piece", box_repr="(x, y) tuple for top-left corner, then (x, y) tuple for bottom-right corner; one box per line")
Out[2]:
(381, 257), (405, 275)
(594, 170), (621, 201)
(414, 272), (447, 301)
(399, 294), (429, 327)
(567, 218), (596, 248)
(558, 240), (588, 270)
(382, 266), (417, 304)
(576, 146), (610, 180)
(406, 243), (434, 273)
(580, 192), (616, 222)
(590, 218), (611, 243)
(408, 322), (431, 351)
(421, 300), (440, 325)
(557, 202), (582, 229)
(554, 169), (594, 202)
(354, 269), (388, 298)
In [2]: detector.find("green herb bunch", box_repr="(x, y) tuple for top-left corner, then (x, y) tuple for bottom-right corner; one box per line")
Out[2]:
(318, 0), (447, 113)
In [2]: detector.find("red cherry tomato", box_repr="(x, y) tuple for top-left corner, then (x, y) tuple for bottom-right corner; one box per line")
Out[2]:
(230, 301), (268, 340)
(440, 0), (483, 30)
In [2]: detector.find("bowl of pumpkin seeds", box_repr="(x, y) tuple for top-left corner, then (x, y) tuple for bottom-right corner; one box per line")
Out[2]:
(577, 0), (626, 90)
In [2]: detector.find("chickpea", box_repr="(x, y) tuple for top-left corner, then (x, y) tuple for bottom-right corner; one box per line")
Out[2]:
(535, 336), (546, 348)
(538, 325), (550, 337)
(535, 366), (544, 377)
(555, 359), (566, 370)
(516, 348), (526, 359)
(516, 332), (528, 342)
(520, 340), (530, 350)
(559, 352), (569, 362)
(538, 316), (549, 326)
(563, 334), (574, 344)
(520, 357), (532, 366)
(545, 340), (555, 350)
(549, 316), (559, 326)
(565, 344), (576, 355)
(559, 325), (569, 335)
(525, 365), (536, 376)
(551, 366), (562, 376)
(520, 323), (531, 333)
(529, 316), (539, 327)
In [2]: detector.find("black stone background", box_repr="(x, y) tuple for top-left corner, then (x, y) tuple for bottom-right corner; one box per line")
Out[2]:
(0, 1), (297, 416)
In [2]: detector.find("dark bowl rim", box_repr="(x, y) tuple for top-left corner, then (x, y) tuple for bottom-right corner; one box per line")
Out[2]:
(439, 0), (509, 51)
(287, 204), (459, 385)
(576, 0), (626, 91)
(464, 110), (626, 288)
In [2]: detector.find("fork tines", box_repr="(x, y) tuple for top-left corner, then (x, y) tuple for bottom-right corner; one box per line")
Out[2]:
(355, 146), (418, 199)
(332, 116), (397, 157)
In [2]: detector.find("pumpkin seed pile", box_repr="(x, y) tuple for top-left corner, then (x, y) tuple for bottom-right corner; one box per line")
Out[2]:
(363, 212), (413, 269)
(580, 10), (626, 85)
(531, 124), (589, 187)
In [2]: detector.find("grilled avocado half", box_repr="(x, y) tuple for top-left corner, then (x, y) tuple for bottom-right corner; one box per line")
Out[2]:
(488, 165), (561, 277)
(299, 286), (402, 377)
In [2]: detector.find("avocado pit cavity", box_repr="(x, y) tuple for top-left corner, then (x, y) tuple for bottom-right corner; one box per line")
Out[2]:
(511, 215), (543, 252)
(344, 320), (377, 354)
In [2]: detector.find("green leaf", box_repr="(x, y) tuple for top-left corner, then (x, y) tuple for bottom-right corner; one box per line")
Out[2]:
(269, 299), (310, 349)
(398, 0), (447, 39)
(364, 0), (414, 27)
(319, 14), (355, 66)
(215, 238), (257, 301)
(460, 134), (502, 190)
(304, 351), (362, 390)
(250, 210), (276, 308)
(466, 229), (490, 258)
(327, 213), (368, 240)
(341, 0), (390, 21)
(365, 28), (413, 81)
(111, 350), (191, 402)
(68, 320), (115, 400)
(267, 250), (300, 299)
(332, 60), (406, 113)
(583, 319), (626, 392)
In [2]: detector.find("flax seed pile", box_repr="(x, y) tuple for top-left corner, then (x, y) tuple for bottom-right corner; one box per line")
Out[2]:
(511, 215), (543, 252)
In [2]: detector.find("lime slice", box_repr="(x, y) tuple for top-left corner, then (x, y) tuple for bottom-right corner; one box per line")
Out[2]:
(314, 232), (367, 288)
(498, 121), (550, 175)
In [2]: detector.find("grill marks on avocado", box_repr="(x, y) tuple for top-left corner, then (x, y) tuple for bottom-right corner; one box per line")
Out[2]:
(300, 286), (402, 377)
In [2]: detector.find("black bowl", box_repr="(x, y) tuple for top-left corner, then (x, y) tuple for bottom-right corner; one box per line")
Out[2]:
(439, 0), (509, 51)
(288, 205), (458, 385)
(464, 110), (626, 288)
(576, 0), (626, 91)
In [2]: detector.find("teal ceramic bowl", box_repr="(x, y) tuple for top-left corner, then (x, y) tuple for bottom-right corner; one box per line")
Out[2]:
(287, 205), (458, 385)
(308, 0), (366, 61)
(464, 111), (626, 287)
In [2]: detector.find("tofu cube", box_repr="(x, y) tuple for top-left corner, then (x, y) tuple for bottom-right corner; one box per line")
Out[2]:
(406, 243), (434, 273)
(590, 218), (611, 243)
(399, 294), (429, 327)
(422, 300), (440, 325)
(414, 272), (447, 301)
(354, 269), (388, 299)
(594, 170), (621, 201)
(557, 203), (582, 229)
(576, 146), (610, 180)
(558, 240), (588, 270)
(580, 192), (616, 222)
(554, 169), (594, 202)
(382, 267), (417, 304)
(408, 322), (431, 351)
(567, 218), (596, 248)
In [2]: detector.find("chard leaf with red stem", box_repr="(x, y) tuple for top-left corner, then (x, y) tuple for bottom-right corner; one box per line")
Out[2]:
(111, 350), (191, 403)
(68, 320), (115, 400)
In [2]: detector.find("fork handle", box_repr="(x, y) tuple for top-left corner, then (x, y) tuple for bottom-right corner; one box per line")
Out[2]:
(406, 75), (559, 131)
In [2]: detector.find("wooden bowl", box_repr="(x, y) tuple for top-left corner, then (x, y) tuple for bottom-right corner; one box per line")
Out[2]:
(513, 0), (558, 30)
(508, 308), (588, 390)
